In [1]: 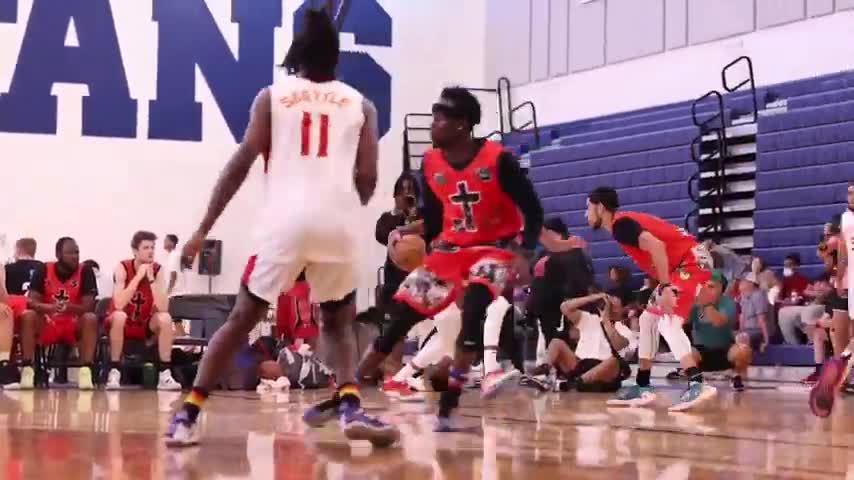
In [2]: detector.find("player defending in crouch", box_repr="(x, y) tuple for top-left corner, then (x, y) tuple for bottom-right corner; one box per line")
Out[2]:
(165, 9), (398, 447)
(586, 187), (718, 411)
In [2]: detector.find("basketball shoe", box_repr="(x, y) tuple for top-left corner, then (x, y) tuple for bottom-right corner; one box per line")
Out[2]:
(810, 355), (852, 418)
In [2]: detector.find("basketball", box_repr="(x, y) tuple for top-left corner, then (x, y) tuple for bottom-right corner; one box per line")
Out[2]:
(389, 235), (426, 272)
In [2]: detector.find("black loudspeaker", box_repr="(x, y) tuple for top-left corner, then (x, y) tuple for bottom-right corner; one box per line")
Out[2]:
(199, 239), (223, 276)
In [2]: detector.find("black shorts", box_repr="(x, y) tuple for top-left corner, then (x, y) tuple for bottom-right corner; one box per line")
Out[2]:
(572, 358), (623, 393)
(826, 290), (848, 313)
(697, 345), (733, 372)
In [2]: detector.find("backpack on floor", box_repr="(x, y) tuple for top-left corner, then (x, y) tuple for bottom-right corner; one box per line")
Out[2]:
(278, 345), (333, 389)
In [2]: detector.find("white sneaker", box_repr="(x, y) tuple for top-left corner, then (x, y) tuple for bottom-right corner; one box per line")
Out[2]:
(480, 369), (522, 399)
(157, 370), (182, 391)
(406, 376), (429, 392)
(19, 366), (35, 390)
(256, 376), (290, 393)
(77, 366), (94, 390)
(106, 368), (122, 390)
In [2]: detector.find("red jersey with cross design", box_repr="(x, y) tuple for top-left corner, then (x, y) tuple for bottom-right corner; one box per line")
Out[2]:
(115, 259), (161, 322)
(43, 262), (83, 309)
(423, 140), (523, 247)
(613, 211), (702, 277)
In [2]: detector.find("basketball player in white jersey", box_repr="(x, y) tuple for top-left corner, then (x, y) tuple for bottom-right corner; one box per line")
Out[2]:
(810, 181), (854, 418)
(166, 9), (398, 447)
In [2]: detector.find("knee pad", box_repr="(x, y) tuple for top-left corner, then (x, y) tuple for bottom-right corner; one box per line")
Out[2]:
(457, 283), (493, 352)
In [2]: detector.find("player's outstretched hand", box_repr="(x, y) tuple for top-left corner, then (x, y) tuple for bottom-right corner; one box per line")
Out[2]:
(182, 231), (205, 266)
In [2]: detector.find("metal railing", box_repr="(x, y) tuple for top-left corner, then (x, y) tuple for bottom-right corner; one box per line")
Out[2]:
(722, 56), (758, 124)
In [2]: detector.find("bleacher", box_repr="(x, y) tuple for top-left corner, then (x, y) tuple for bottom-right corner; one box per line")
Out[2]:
(516, 69), (854, 366)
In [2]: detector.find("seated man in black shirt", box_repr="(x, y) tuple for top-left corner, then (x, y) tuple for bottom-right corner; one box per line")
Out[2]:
(4, 237), (43, 295)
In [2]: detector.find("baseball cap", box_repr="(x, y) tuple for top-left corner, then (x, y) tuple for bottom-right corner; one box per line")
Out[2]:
(708, 269), (728, 291)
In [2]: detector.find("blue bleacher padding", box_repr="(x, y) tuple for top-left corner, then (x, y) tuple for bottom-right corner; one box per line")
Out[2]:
(757, 122), (854, 153)
(753, 225), (823, 249)
(755, 184), (846, 210)
(534, 161), (695, 199)
(758, 142), (854, 171)
(542, 182), (688, 213)
(756, 161), (854, 191)
(531, 144), (693, 182)
(753, 205), (843, 229)
(533, 127), (695, 168)
(787, 86), (854, 110)
(759, 100), (854, 133)
(557, 114), (718, 147)
(750, 245), (822, 269)
(753, 345), (816, 366)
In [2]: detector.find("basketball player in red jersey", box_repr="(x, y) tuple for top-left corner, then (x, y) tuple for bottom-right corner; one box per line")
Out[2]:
(105, 231), (180, 391)
(587, 187), (717, 411)
(346, 87), (544, 430)
(166, 9), (397, 447)
(11, 238), (99, 389)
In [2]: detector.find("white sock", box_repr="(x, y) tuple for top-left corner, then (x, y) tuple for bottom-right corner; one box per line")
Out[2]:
(0, 352), (10, 362)
(483, 296), (511, 373)
(393, 363), (418, 383)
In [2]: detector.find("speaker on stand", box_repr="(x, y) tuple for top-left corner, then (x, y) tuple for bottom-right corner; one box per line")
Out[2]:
(198, 239), (223, 294)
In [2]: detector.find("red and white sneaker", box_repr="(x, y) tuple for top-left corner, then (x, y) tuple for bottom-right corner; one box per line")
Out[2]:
(480, 369), (522, 399)
(809, 356), (852, 418)
(383, 378), (424, 402)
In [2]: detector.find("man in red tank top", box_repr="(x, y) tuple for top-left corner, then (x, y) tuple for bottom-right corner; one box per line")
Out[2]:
(352, 87), (544, 430)
(105, 231), (180, 391)
(587, 187), (717, 411)
(1, 238), (99, 389)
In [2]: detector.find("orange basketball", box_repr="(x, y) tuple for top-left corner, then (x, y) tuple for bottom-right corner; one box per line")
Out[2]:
(389, 235), (426, 272)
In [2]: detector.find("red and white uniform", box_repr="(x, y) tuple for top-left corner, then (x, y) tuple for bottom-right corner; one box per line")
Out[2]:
(108, 260), (161, 339)
(40, 262), (84, 344)
(613, 211), (712, 320)
(394, 141), (520, 316)
(244, 75), (366, 305)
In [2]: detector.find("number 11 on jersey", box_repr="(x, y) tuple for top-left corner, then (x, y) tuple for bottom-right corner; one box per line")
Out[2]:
(301, 112), (330, 158)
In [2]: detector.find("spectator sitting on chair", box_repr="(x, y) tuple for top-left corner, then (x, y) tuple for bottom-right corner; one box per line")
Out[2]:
(686, 270), (751, 391)
(19, 238), (99, 389)
(105, 231), (180, 390)
(4, 237), (43, 295)
(778, 254), (827, 345)
(738, 272), (771, 354)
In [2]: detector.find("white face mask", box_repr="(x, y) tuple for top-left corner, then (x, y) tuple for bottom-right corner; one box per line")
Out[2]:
(783, 267), (794, 277)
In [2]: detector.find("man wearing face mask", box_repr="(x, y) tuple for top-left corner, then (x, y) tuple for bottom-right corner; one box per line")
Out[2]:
(780, 254), (810, 306)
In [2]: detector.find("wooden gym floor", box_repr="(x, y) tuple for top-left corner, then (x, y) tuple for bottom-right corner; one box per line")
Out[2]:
(0, 381), (852, 479)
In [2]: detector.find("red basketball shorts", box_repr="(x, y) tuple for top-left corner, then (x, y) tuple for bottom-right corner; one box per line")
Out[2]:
(645, 253), (712, 321)
(6, 295), (28, 317)
(393, 245), (517, 316)
(40, 314), (78, 345)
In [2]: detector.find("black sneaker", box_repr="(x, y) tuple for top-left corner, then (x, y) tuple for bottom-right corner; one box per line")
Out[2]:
(666, 368), (685, 380)
(732, 375), (745, 392)
(0, 361), (21, 388)
(520, 374), (552, 392)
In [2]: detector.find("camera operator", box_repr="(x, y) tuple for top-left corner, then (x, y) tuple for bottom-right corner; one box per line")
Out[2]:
(375, 173), (423, 311)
